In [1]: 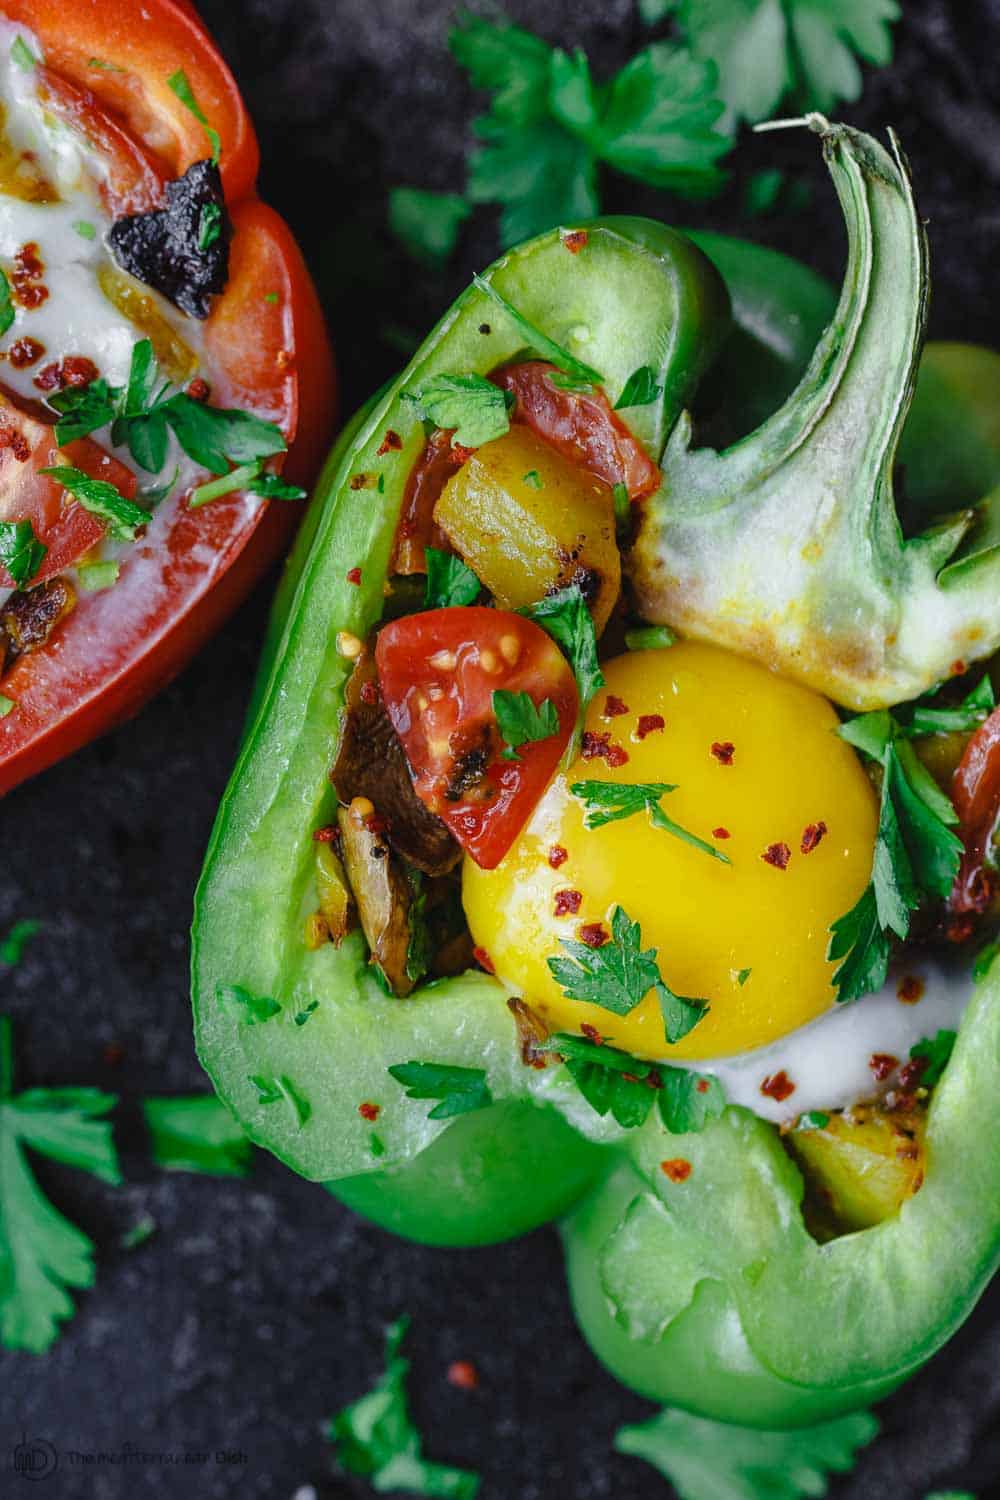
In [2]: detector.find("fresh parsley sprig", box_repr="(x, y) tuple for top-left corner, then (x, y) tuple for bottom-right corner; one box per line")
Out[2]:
(544, 1031), (723, 1132)
(402, 372), (514, 448)
(143, 1094), (252, 1177)
(571, 780), (731, 865)
(492, 689), (560, 759)
(41, 466), (150, 542)
(0, 518), (46, 587)
(424, 548), (481, 608)
(522, 584), (603, 713)
(388, 1061), (493, 1120)
(0, 266), (15, 337)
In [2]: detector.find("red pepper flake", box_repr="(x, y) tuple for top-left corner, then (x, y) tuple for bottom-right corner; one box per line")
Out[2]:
(660, 1158), (692, 1182)
(760, 1070), (796, 1102)
(761, 842), (791, 870)
(898, 1055), (930, 1091)
(359, 678), (380, 706)
(710, 741), (735, 765)
(580, 1023), (604, 1044)
(554, 888), (582, 917)
(950, 659), (967, 677)
(896, 974), (924, 1005)
(0, 424), (31, 462)
(696, 1079), (709, 1093)
(33, 354), (98, 391)
(358, 1101), (380, 1122)
(800, 821), (828, 854)
(603, 694), (629, 717)
(472, 945), (495, 974)
(712, 827), (730, 840)
(446, 1360), (479, 1390)
(578, 922), (608, 948)
(580, 730), (629, 766)
(187, 377), (211, 402)
(7, 336), (44, 368)
(12, 241), (47, 308)
(312, 824), (339, 843)
(548, 844), (568, 869)
(562, 229), (588, 254)
(275, 348), (293, 372)
(346, 566), (362, 585)
(869, 1052), (898, 1082)
(377, 429), (402, 455)
(636, 714), (665, 740)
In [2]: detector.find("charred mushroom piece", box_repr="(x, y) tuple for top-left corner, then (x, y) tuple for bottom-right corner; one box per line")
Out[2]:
(108, 159), (232, 320)
(1, 576), (75, 671)
(331, 648), (460, 876)
(337, 801), (419, 997)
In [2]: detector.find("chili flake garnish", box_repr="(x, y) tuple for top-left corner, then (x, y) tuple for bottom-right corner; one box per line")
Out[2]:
(897, 974), (924, 1004)
(760, 1070), (795, 1102)
(562, 229), (588, 254)
(34, 354), (98, 392)
(187, 376), (211, 402)
(800, 820), (828, 854)
(312, 824), (339, 843)
(869, 1053), (898, 1082)
(548, 844), (568, 869)
(712, 827), (730, 840)
(358, 1101), (380, 1121)
(580, 730), (628, 767)
(761, 842), (791, 870)
(660, 1158), (691, 1182)
(0, 424), (30, 462)
(554, 889), (582, 917)
(950, 659), (967, 677)
(636, 714), (665, 740)
(899, 1055), (930, 1090)
(580, 1023), (604, 1044)
(696, 1079), (709, 1093)
(578, 921), (608, 948)
(377, 429), (403, 455)
(7, 335), (44, 368)
(710, 741), (735, 765)
(472, 945), (496, 974)
(446, 1360), (479, 1390)
(603, 694), (629, 717)
(346, 566), (362, 585)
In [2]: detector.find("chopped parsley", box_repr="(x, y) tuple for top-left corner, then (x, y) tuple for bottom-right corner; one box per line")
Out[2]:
(10, 35), (36, 71)
(119, 1214), (157, 1251)
(798, 1110), (831, 1131)
(543, 1031), (723, 1132)
(472, 273), (604, 385)
(293, 1000), (319, 1027)
(189, 459), (305, 508)
(76, 560), (120, 593)
(0, 266), (14, 336)
(973, 941), (999, 982)
(615, 365), (660, 409)
(0, 1015), (121, 1353)
(388, 187), (471, 267)
(197, 201), (223, 252)
(615, 1405), (880, 1500)
(0, 518), (46, 587)
(625, 624), (676, 652)
(571, 780), (731, 865)
(326, 1316), (480, 1497)
(900, 673), (995, 737)
(0, 695), (13, 718)
(523, 469), (543, 489)
(449, 15), (730, 247)
(909, 1029), (956, 1089)
(522, 584), (603, 712)
(248, 1073), (311, 1129)
(492, 689), (560, 760)
(216, 981), (281, 1025)
(0, 919), (41, 966)
(143, 1095), (252, 1177)
(167, 68), (221, 164)
(73, 220), (97, 241)
(387, 1061), (492, 1120)
(41, 466), (149, 542)
(424, 547), (481, 608)
(403, 373), (513, 448)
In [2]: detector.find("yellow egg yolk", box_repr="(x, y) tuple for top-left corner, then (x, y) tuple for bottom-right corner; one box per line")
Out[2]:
(462, 642), (878, 1062)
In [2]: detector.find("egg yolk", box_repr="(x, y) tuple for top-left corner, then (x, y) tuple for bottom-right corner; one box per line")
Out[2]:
(462, 642), (878, 1062)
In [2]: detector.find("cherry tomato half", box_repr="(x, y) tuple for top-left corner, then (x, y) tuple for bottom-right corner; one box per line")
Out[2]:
(951, 705), (1000, 912)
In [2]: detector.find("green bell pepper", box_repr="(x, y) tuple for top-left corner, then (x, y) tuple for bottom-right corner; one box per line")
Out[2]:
(192, 121), (999, 1430)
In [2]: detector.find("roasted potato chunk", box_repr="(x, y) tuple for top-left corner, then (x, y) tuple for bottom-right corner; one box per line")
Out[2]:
(788, 1107), (925, 1236)
(433, 425), (620, 633)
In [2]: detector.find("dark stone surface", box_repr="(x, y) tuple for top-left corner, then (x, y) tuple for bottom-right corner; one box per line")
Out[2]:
(3, 1), (1000, 1496)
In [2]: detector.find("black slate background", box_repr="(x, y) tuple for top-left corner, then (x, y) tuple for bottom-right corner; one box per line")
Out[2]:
(3, 1), (1000, 1496)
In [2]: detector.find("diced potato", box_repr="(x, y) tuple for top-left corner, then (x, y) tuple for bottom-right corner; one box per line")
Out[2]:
(315, 840), (355, 947)
(788, 1109), (925, 1235)
(433, 425), (621, 634)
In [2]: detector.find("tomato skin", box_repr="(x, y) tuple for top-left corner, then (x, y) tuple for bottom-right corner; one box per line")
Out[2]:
(493, 360), (660, 500)
(951, 705), (1000, 912)
(375, 606), (578, 870)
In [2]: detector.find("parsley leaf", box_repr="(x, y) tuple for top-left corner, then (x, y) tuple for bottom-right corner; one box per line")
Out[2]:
(167, 68), (221, 164)
(388, 1061), (492, 1121)
(673, 0), (899, 124)
(615, 365), (660, 409)
(571, 780), (731, 865)
(424, 547), (481, 608)
(0, 518), (46, 587)
(625, 623), (676, 651)
(0, 695), (14, 718)
(615, 1405), (879, 1500)
(50, 376), (116, 443)
(0, 267), (14, 336)
(902, 673), (995, 736)
(326, 1316), (481, 1497)
(0, 920), (41, 966)
(41, 466), (149, 542)
(471, 274), (604, 385)
(543, 1032), (722, 1131)
(389, 188), (471, 267)
(216, 981), (281, 1025)
(198, 201), (222, 252)
(0, 1015), (121, 1353)
(189, 460), (305, 508)
(143, 1095), (252, 1177)
(658, 1066), (726, 1133)
(522, 584), (603, 711)
(248, 1073), (311, 1129)
(909, 1028), (956, 1089)
(404, 374), (513, 448)
(76, 560), (120, 593)
(492, 689), (560, 760)
(827, 884), (891, 1005)
(449, 15), (730, 247)
(10, 35), (36, 71)
(657, 981), (710, 1046)
(548, 904), (662, 1016)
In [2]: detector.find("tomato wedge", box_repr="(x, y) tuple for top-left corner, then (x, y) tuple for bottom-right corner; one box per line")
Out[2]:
(951, 705), (1000, 913)
(0, 0), (335, 796)
(376, 607), (578, 869)
(492, 361), (661, 500)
